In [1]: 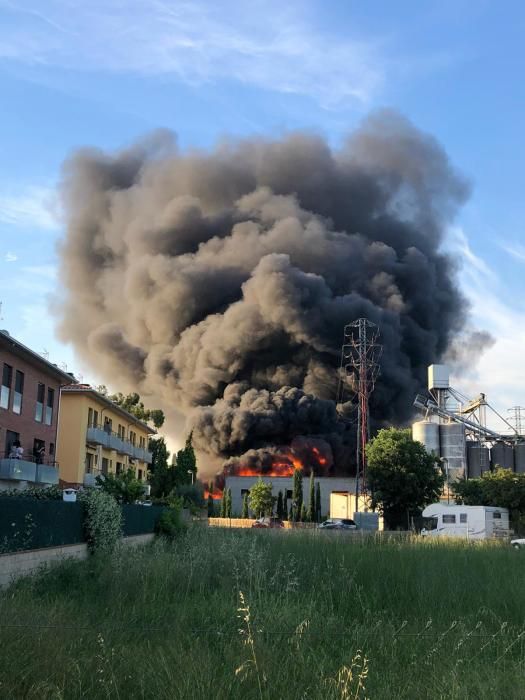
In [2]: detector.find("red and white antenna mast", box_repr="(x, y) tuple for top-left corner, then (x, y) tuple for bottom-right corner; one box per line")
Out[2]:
(339, 318), (382, 509)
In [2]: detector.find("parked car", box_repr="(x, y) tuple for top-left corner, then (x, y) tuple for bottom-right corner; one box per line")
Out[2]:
(319, 518), (358, 530)
(511, 538), (525, 549)
(252, 517), (284, 529)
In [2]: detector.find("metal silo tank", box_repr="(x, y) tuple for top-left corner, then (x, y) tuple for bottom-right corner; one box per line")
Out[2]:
(412, 420), (440, 455)
(439, 423), (466, 479)
(491, 442), (514, 471)
(514, 443), (525, 474)
(466, 441), (490, 478)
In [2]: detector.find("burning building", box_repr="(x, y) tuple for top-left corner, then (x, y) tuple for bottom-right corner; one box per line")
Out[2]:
(55, 111), (484, 482)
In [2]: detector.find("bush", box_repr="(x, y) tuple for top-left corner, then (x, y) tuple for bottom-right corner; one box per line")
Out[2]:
(0, 486), (63, 500)
(79, 489), (123, 554)
(156, 498), (187, 539)
(96, 469), (145, 504)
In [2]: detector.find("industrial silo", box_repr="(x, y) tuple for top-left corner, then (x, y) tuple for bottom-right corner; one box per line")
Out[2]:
(514, 443), (525, 474)
(439, 423), (466, 478)
(466, 441), (490, 478)
(491, 442), (514, 471)
(412, 420), (440, 455)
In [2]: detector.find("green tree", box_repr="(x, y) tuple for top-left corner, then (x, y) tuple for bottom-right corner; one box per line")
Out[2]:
(207, 494), (215, 518)
(292, 469), (303, 522)
(366, 428), (444, 529)
(149, 437), (175, 498)
(220, 493), (227, 518)
(308, 472), (315, 522)
(225, 488), (233, 518)
(282, 492), (288, 521)
(276, 491), (284, 519)
(172, 432), (197, 487)
(97, 387), (165, 428)
(249, 479), (274, 518)
(242, 492), (249, 518)
(96, 469), (145, 504)
(315, 482), (322, 522)
(454, 468), (525, 532)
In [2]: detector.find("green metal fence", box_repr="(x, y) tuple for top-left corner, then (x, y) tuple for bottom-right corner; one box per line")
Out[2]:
(122, 504), (166, 536)
(0, 499), (167, 553)
(0, 498), (85, 552)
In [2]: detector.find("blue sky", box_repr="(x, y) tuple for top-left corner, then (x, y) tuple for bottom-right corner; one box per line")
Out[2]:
(0, 0), (524, 427)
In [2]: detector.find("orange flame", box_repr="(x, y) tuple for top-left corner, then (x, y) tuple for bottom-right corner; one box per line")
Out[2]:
(204, 488), (223, 500)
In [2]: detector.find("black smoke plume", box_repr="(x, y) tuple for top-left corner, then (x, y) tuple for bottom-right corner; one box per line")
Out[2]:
(57, 110), (475, 473)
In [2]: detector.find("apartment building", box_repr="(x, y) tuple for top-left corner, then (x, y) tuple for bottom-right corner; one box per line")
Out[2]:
(0, 329), (75, 489)
(57, 385), (155, 487)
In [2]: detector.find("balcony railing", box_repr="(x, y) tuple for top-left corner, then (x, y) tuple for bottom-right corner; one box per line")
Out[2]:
(86, 423), (152, 463)
(0, 452), (59, 485)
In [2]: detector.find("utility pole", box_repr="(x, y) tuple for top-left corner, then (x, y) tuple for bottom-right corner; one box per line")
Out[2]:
(508, 406), (525, 437)
(339, 319), (382, 511)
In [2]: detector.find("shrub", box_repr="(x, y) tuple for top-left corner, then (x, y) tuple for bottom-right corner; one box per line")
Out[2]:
(80, 489), (123, 554)
(0, 486), (63, 500)
(156, 499), (187, 539)
(96, 469), (144, 504)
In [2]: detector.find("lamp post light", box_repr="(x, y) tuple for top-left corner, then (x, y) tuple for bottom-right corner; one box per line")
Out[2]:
(187, 470), (194, 485)
(442, 458), (450, 504)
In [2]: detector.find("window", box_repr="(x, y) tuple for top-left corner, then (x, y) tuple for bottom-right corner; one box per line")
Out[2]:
(460, 513), (467, 524)
(139, 436), (146, 449)
(129, 430), (136, 446)
(116, 462), (122, 475)
(1, 363), (12, 410)
(44, 388), (54, 426)
(35, 383), (45, 422)
(86, 453), (94, 473)
(118, 424), (125, 439)
(241, 489), (250, 496)
(102, 457), (109, 475)
(442, 514), (456, 524)
(103, 417), (112, 433)
(88, 407), (93, 428)
(49, 442), (54, 456)
(286, 490), (293, 500)
(493, 512), (502, 519)
(12, 370), (24, 414)
(138, 469), (143, 480)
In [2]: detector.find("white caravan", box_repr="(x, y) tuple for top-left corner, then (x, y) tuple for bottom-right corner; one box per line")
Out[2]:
(421, 504), (509, 540)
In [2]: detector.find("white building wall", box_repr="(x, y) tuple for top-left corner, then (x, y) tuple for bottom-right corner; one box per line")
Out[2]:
(225, 475), (356, 517)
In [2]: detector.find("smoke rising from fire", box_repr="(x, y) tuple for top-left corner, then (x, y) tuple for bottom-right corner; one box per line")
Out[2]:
(57, 110), (475, 471)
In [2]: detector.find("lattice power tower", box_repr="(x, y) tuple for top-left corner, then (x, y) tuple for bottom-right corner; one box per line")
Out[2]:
(338, 318), (382, 508)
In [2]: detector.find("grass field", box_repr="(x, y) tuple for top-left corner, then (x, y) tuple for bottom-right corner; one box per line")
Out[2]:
(0, 528), (524, 699)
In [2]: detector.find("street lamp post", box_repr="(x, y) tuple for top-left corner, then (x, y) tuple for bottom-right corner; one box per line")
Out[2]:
(442, 458), (450, 504)
(187, 470), (194, 485)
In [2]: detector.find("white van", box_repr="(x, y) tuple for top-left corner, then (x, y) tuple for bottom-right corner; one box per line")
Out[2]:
(421, 504), (509, 540)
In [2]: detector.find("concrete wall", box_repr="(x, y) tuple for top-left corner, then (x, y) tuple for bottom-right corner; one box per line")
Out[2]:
(0, 533), (154, 588)
(225, 476), (356, 517)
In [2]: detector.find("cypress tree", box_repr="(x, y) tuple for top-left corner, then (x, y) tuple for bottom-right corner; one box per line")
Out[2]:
(292, 469), (303, 521)
(225, 489), (232, 518)
(242, 492), (249, 518)
(300, 503), (308, 523)
(308, 472), (315, 522)
(207, 494), (214, 517)
(283, 492), (288, 521)
(315, 482), (322, 522)
(276, 491), (283, 519)
(220, 493), (226, 518)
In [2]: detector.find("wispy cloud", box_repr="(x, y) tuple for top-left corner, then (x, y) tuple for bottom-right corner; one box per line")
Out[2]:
(501, 242), (525, 263)
(0, 0), (385, 108)
(4, 251), (17, 262)
(0, 185), (59, 230)
(446, 226), (525, 421)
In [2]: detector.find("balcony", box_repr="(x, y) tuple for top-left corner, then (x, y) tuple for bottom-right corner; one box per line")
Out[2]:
(0, 453), (59, 485)
(133, 446), (153, 463)
(86, 424), (136, 457)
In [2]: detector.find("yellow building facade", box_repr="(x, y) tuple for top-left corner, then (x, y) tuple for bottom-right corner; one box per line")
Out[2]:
(56, 385), (155, 487)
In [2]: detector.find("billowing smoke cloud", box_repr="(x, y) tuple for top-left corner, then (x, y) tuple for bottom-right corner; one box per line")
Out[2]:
(57, 110), (476, 472)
